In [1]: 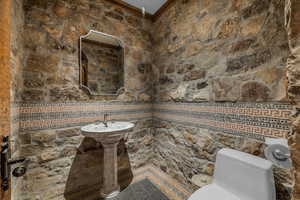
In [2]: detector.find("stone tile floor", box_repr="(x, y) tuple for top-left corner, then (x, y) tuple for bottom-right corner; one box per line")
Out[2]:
(132, 165), (192, 200)
(64, 165), (192, 200)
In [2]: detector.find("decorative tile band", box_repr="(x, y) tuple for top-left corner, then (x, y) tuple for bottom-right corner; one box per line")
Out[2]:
(15, 101), (292, 139)
(153, 102), (292, 140)
(15, 102), (152, 131)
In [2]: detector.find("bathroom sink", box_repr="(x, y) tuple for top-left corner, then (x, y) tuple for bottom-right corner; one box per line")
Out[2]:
(81, 121), (135, 141)
(80, 121), (135, 199)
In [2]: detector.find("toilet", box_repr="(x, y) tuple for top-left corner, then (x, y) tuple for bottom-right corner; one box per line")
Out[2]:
(188, 148), (276, 200)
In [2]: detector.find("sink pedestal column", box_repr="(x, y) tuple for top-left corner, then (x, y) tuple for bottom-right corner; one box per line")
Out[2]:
(101, 141), (121, 199)
(80, 122), (135, 199)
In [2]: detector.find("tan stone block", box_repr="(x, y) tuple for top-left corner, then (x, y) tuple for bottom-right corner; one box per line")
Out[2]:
(43, 25), (63, 40)
(20, 144), (45, 157)
(25, 168), (49, 180)
(241, 81), (271, 101)
(191, 85), (210, 101)
(256, 67), (285, 85)
(28, 9), (51, 23)
(241, 15), (265, 36)
(61, 146), (78, 157)
(184, 41), (204, 57)
(57, 128), (81, 138)
(217, 17), (240, 39)
(43, 186), (65, 199)
(39, 150), (60, 162)
(31, 130), (56, 145)
(53, 0), (72, 17)
(291, 0), (300, 24)
(183, 70), (206, 81)
(28, 175), (65, 193)
(200, 0), (230, 14)
(211, 77), (241, 101)
(230, 0), (252, 11)
(21, 90), (45, 102)
(191, 174), (213, 187)
(25, 53), (60, 73)
(24, 28), (46, 48)
(192, 14), (218, 41)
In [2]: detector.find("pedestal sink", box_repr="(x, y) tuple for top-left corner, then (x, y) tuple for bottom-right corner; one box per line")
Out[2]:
(81, 121), (135, 199)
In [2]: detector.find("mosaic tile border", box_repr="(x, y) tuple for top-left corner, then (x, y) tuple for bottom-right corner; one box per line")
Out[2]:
(15, 101), (292, 139)
(153, 102), (292, 140)
(15, 102), (152, 131)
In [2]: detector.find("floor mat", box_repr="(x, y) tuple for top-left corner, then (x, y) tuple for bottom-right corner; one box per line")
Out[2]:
(112, 179), (170, 200)
(132, 165), (192, 200)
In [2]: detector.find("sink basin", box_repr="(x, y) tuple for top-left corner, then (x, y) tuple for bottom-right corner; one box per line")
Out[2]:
(80, 121), (135, 199)
(81, 121), (135, 141)
(81, 121), (135, 134)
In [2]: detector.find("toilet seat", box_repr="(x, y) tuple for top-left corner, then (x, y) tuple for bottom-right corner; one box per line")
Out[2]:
(188, 184), (240, 200)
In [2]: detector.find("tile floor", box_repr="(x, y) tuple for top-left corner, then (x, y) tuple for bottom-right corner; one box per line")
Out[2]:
(64, 165), (192, 200)
(132, 165), (193, 200)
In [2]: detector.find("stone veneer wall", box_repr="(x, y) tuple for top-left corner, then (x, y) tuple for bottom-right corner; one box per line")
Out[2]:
(152, 0), (289, 102)
(150, 0), (294, 199)
(10, 0), (25, 199)
(21, 0), (153, 102)
(285, 0), (300, 199)
(13, 0), (154, 199)
(10, 0), (300, 200)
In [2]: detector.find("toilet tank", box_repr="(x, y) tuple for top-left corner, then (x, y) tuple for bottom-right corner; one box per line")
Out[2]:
(213, 148), (276, 200)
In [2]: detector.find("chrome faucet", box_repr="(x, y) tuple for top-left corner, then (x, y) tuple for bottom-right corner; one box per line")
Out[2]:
(103, 113), (109, 127)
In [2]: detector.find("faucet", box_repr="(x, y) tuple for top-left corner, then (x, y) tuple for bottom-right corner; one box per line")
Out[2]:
(103, 113), (109, 127)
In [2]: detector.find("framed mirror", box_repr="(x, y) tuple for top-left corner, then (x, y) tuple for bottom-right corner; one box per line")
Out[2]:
(79, 30), (124, 96)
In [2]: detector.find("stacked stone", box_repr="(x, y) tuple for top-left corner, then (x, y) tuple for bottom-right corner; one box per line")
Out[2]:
(151, 0), (289, 102)
(286, 0), (300, 199)
(21, 0), (153, 102)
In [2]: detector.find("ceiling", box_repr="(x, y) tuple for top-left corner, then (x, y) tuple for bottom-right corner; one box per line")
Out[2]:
(121, 0), (167, 14)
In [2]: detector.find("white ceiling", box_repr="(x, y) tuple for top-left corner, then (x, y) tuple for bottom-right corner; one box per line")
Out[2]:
(122, 0), (167, 14)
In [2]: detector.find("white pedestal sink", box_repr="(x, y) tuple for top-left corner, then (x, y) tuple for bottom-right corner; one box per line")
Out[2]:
(81, 121), (135, 199)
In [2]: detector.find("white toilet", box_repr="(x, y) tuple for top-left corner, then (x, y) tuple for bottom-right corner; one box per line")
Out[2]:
(188, 148), (276, 200)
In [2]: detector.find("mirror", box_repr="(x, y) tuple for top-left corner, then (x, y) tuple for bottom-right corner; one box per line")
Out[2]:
(79, 30), (124, 96)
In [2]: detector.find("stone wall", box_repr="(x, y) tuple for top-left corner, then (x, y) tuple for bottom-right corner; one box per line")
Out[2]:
(22, 0), (153, 102)
(152, 0), (289, 102)
(13, 0), (154, 199)
(10, 0), (299, 200)
(152, 120), (293, 200)
(285, 0), (300, 199)
(150, 0), (294, 199)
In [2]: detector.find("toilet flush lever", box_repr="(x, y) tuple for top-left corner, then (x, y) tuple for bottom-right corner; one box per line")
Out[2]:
(272, 149), (290, 161)
(1, 136), (26, 191)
